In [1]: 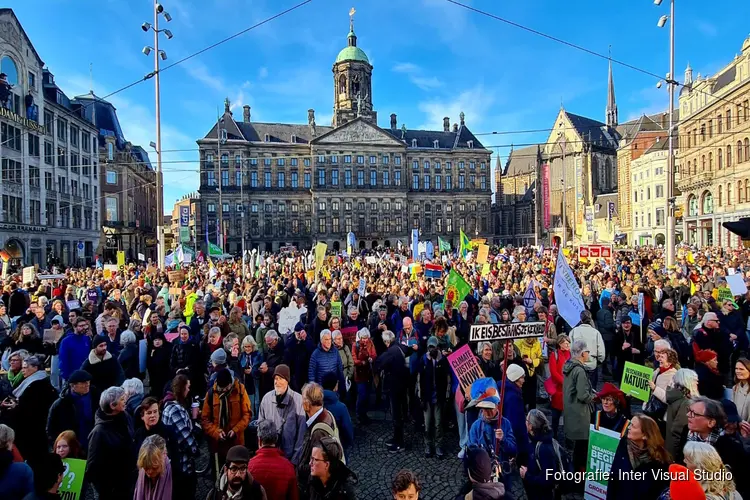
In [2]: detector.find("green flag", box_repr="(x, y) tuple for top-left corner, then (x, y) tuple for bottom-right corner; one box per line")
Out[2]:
(438, 237), (451, 253)
(208, 242), (223, 257)
(445, 269), (471, 305)
(459, 229), (471, 259)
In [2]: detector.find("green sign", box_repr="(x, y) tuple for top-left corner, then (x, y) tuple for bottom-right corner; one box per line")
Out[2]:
(331, 301), (342, 319)
(620, 361), (653, 401)
(717, 287), (734, 303)
(180, 227), (190, 243)
(584, 424), (622, 499)
(59, 458), (86, 500)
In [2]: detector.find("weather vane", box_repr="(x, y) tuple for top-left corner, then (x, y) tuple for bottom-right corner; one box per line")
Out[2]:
(349, 7), (356, 31)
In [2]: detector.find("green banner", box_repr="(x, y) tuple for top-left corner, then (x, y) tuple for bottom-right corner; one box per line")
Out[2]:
(180, 227), (190, 243)
(620, 361), (653, 401)
(331, 301), (342, 319)
(208, 242), (223, 256)
(584, 424), (622, 499)
(60, 458), (86, 500)
(717, 286), (734, 303)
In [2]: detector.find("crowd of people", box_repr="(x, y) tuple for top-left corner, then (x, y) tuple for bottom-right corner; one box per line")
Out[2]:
(0, 243), (748, 499)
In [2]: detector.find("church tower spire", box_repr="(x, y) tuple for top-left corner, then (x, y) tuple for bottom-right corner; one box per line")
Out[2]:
(606, 49), (618, 127)
(332, 7), (375, 127)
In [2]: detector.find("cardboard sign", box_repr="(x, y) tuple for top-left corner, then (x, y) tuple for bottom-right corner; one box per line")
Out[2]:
(476, 244), (490, 265)
(58, 457), (86, 500)
(584, 425), (622, 500)
(169, 287), (183, 297)
(469, 322), (546, 342)
(620, 361), (653, 401)
(277, 303), (307, 336)
(447, 344), (485, 397)
(22, 266), (35, 284)
(103, 264), (118, 279)
(43, 328), (63, 344)
(358, 277), (367, 295)
(168, 270), (185, 284)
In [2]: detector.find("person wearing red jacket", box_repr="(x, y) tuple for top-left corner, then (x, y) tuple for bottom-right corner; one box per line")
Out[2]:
(351, 328), (377, 424)
(248, 419), (298, 500)
(547, 334), (571, 441)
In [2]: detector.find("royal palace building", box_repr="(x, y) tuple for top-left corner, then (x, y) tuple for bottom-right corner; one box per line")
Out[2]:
(197, 16), (492, 253)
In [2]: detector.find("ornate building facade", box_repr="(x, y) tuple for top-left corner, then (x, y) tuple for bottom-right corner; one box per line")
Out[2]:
(678, 35), (750, 247)
(197, 17), (492, 253)
(0, 9), (101, 268)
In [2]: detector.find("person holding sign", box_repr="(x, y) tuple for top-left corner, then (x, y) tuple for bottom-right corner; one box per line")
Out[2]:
(605, 415), (670, 500)
(562, 340), (596, 478)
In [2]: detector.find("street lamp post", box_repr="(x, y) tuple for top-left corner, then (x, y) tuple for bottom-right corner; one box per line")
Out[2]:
(142, 1), (173, 270)
(655, 0), (676, 268)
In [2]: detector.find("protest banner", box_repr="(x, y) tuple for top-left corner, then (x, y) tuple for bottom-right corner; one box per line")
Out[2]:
(358, 277), (367, 295)
(447, 344), (485, 397)
(37, 274), (66, 280)
(717, 287), (735, 303)
(169, 287), (183, 297)
(66, 300), (81, 311)
(553, 251), (585, 329)
(278, 303), (307, 335)
(59, 458), (86, 500)
(330, 301), (342, 319)
(103, 264), (118, 279)
(43, 328), (63, 344)
(470, 322), (546, 342)
(116, 251), (125, 267)
(726, 273), (748, 296)
(584, 424), (622, 500)
(620, 361), (653, 401)
(476, 244), (490, 265)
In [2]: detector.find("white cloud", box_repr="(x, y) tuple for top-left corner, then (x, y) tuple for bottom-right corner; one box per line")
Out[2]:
(417, 85), (494, 130)
(182, 60), (225, 93)
(392, 62), (443, 91)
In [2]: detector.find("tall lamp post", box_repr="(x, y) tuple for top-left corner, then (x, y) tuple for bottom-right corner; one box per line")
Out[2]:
(655, 0), (676, 268)
(142, 1), (173, 270)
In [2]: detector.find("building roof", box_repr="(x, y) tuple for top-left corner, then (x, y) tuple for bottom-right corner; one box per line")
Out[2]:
(239, 121), (333, 144)
(593, 193), (618, 219)
(72, 91), (127, 148)
(0, 9), (44, 67)
(503, 145), (539, 176)
(565, 111), (620, 149)
(712, 65), (736, 94)
(336, 45), (369, 64)
(643, 136), (669, 155)
(615, 114), (665, 144)
(382, 125), (487, 150)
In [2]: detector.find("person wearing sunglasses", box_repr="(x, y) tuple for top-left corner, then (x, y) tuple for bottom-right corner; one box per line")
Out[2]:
(207, 445), (267, 500)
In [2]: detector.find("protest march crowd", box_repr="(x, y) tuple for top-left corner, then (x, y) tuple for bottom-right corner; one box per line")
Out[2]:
(1, 240), (750, 500)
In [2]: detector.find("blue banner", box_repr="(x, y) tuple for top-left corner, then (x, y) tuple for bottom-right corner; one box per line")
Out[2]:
(411, 229), (419, 261)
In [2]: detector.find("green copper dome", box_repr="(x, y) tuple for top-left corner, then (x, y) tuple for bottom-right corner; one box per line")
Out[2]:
(335, 45), (369, 64)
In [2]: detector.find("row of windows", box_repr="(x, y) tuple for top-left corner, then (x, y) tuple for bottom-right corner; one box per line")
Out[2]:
(206, 200), (486, 215)
(684, 139), (750, 175)
(682, 100), (750, 148)
(633, 208), (666, 229)
(632, 166), (665, 182)
(43, 110), (96, 152)
(633, 185), (665, 202)
(411, 160), (486, 171)
(205, 153), (488, 170)
(1, 193), (97, 229)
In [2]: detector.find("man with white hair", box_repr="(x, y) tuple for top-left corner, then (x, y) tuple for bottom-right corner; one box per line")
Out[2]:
(569, 310), (605, 389)
(257, 364), (305, 465)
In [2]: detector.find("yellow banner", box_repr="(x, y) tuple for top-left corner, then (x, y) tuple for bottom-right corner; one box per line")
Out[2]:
(476, 244), (490, 265)
(116, 251), (125, 267)
(314, 242), (327, 276)
(481, 262), (491, 277)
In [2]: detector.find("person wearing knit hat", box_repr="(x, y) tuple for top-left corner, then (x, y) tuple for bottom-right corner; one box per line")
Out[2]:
(256, 363), (306, 464)
(506, 363), (525, 383)
(207, 445), (267, 499)
(666, 464), (706, 500)
(80, 333), (125, 392)
(694, 349), (726, 400)
(463, 446), (505, 498)
(501, 364), (531, 464)
(273, 364), (291, 384)
(210, 348), (228, 367)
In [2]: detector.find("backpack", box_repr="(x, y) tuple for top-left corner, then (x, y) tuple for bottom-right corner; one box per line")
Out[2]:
(311, 421), (346, 465)
(535, 438), (574, 496)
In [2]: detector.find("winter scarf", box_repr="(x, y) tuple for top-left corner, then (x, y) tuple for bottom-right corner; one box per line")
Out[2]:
(627, 439), (651, 470)
(134, 456), (173, 500)
(6, 370), (23, 388)
(218, 385), (232, 429)
(12, 369), (47, 398)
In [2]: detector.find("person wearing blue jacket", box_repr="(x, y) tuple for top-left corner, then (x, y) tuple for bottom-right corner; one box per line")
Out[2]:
(308, 329), (344, 389)
(502, 364), (531, 465)
(58, 317), (94, 384)
(321, 372), (354, 453)
(466, 377), (517, 464)
(520, 409), (560, 500)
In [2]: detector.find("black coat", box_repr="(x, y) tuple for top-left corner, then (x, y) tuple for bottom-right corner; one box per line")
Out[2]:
(695, 363), (725, 401)
(613, 326), (644, 369)
(283, 334), (314, 392)
(81, 351), (125, 392)
(417, 352), (449, 405)
(86, 409), (136, 500)
(373, 343), (412, 394)
(46, 386), (99, 449)
(7, 376), (58, 466)
(523, 432), (558, 500)
(605, 438), (668, 500)
(146, 344), (172, 398)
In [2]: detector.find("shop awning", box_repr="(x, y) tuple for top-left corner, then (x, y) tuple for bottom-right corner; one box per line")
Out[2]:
(723, 218), (750, 239)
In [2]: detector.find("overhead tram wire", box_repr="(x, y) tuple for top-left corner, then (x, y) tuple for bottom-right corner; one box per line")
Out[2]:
(443, 0), (749, 109)
(0, 0), (314, 150)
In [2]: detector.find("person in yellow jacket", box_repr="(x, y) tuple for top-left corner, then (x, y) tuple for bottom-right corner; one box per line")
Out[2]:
(183, 287), (199, 325)
(514, 336), (542, 410)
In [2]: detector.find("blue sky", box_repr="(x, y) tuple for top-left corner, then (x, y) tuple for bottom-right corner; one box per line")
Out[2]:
(10, 0), (750, 211)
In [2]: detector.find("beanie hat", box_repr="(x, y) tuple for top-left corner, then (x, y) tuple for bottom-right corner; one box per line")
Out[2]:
(506, 363), (525, 383)
(273, 364), (291, 384)
(695, 348), (717, 364)
(92, 334), (108, 349)
(210, 348), (227, 365)
(466, 446), (492, 483)
(668, 464), (705, 500)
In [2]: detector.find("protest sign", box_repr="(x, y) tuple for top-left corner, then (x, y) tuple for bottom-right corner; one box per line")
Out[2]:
(620, 361), (653, 401)
(553, 251), (585, 328)
(22, 266), (35, 284)
(717, 287), (734, 303)
(103, 264), (117, 279)
(44, 328), (63, 344)
(726, 274), (748, 296)
(169, 287), (183, 297)
(66, 300), (81, 311)
(331, 301), (342, 319)
(116, 251), (125, 267)
(37, 274), (66, 280)
(168, 270), (185, 283)
(447, 344), (485, 397)
(584, 425), (622, 500)
(278, 303), (307, 335)
(358, 277), (367, 295)
(470, 322), (546, 342)
(59, 458), (86, 500)
(476, 244), (490, 265)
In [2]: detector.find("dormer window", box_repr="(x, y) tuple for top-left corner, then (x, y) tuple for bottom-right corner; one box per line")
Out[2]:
(291, 134), (297, 143)
(411, 139), (417, 148)
(467, 140), (474, 149)
(433, 140), (439, 148)
(264, 133), (270, 142)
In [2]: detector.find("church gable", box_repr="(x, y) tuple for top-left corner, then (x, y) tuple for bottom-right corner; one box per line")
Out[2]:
(311, 117), (404, 147)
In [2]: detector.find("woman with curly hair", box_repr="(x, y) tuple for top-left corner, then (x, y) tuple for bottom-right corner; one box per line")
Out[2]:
(683, 441), (742, 500)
